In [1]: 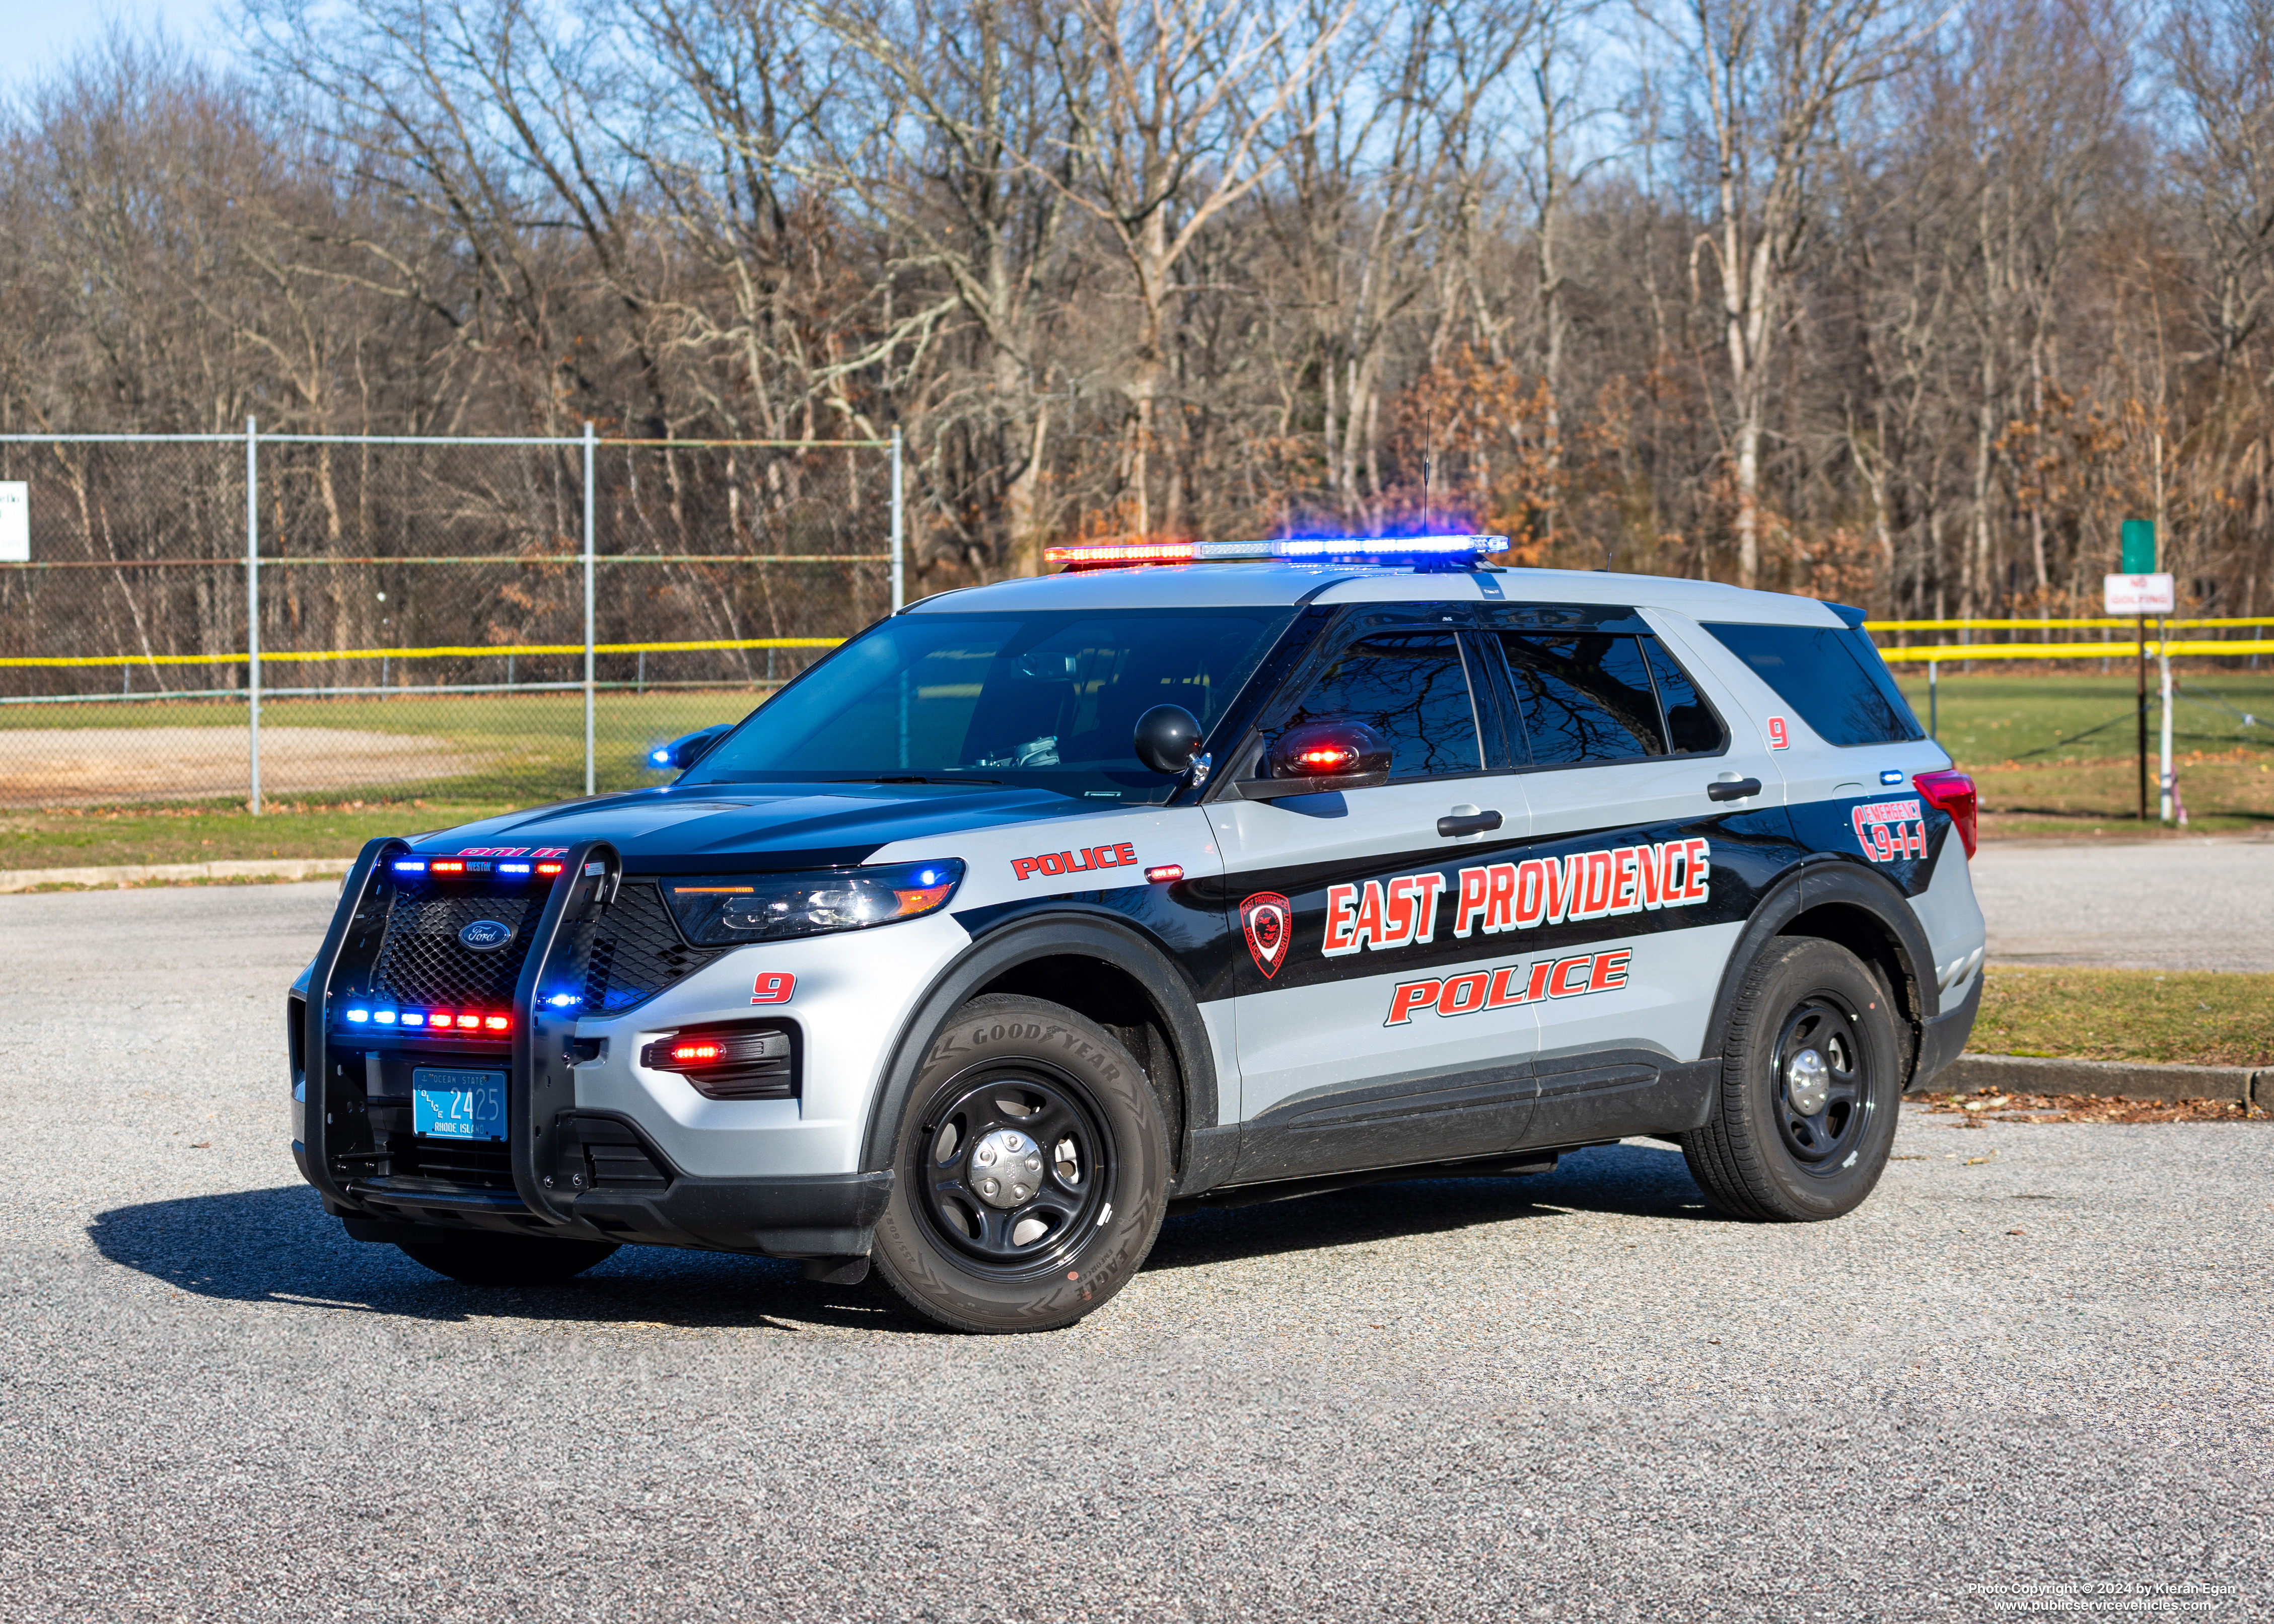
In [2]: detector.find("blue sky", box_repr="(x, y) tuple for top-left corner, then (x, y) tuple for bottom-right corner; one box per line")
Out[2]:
(0, 0), (222, 87)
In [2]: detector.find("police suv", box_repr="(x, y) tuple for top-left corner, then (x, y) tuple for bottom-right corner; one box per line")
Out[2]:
(289, 534), (1984, 1332)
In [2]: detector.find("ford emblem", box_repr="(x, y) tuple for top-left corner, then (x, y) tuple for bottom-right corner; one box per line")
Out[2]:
(459, 919), (515, 952)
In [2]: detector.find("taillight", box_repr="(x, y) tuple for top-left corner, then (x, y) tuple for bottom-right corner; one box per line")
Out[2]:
(1913, 769), (1977, 860)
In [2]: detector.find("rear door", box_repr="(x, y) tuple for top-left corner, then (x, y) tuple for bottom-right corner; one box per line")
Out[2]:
(1469, 607), (1791, 1144)
(1203, 607), (1541, 1181)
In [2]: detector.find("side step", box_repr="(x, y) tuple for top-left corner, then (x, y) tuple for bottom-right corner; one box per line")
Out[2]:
(1169, 1150), (1561, 1213)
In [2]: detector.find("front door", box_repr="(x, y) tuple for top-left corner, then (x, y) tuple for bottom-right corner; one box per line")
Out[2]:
(1205, 613), (1541, 1182)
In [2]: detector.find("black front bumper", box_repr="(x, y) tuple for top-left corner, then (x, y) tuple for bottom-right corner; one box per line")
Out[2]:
(304, 1137), (894, 1259)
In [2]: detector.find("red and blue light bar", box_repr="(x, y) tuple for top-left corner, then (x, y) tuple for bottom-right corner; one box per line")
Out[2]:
(1042, 534), (1508, 571)
(392, 858), (565, 877)
(341, 1004), (513, 1033)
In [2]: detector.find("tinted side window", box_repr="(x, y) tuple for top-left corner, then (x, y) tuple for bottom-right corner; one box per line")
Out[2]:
(1278, 632), (1482, 779)
(1643, 639), (1728, 754)
(1498, 633), (1666, 764)
(1703, 623), (1924, 747)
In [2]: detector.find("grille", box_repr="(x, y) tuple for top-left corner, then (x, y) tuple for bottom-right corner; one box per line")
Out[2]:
(369, 881), (547, 1009)
(583, 883), (727, 1013)
(393, 1136), (516, 1192)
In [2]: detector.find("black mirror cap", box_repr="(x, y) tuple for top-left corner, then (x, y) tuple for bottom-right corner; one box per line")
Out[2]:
(1266, 719), (1391, 783)
(649, 722), (734, 773)
(1133, 704), (1204, 774)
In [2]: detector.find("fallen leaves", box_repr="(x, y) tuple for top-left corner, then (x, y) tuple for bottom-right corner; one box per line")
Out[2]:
(1914, 1089), (2264, 1126)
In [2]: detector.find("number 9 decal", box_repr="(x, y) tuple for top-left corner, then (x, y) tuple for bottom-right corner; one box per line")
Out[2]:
(1765, 715), (1790, 750)
(751, 972), (797, 1006)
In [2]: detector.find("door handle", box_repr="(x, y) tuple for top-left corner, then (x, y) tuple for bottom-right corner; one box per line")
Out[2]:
(1707, 777), (1762, 802)
(1437, 808), (1504, 837)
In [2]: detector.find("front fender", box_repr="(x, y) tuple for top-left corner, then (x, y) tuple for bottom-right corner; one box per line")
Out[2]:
(857, 911), (1226, 1192)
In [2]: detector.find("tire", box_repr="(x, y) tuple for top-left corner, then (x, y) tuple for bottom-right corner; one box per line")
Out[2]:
(397, 1233), (620, 1285)
(870, 994), (1170, 1333)
(1682, 937), (1903, 1222)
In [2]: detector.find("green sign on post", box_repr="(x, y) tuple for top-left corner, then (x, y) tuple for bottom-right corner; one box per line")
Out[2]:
(2120, 519), (2156, 573)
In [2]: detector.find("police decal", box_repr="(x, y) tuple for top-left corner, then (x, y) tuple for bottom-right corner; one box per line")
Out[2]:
(1385, 947), (1634, 1025)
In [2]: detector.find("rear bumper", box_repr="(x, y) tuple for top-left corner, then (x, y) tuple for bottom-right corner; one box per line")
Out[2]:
(1910, 972), (1981, 1091)
(303, 1137), (893, 1259)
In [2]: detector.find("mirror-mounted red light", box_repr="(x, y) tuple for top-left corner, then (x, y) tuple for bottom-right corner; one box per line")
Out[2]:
(1268, 720), (1392, 782)
(1913, 769), (1978, 859)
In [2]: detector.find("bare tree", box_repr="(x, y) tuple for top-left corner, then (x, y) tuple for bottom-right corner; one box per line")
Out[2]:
(1652, 0), (1927, 586)
(811, 0), (1078, 574)
(1042, 0), (1357, 535)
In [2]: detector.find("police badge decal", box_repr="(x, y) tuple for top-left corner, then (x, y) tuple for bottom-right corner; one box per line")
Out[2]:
(1239, 891), (1292, 979)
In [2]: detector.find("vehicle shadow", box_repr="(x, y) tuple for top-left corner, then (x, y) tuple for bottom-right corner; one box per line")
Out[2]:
(88, 1143), (1719, 1327)
(86, 1183), (913, 1334)
(1146, 1140), (1724, 1272)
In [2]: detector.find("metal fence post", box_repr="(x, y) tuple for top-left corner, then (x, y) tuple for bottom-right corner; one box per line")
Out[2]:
(890, 424), (904, 614)
(583, 421), (597, 797)
(246, 415), (261, 816)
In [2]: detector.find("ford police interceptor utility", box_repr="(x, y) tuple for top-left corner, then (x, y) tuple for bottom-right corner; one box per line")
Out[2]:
(289, 533), (1984, 1333)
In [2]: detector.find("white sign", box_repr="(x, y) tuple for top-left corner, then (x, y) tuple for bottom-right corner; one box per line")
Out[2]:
(2104, 572), (2175, 615)
(0, 482), (25, 562)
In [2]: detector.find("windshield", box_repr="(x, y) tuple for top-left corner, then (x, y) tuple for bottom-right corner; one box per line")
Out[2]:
(682, 607), (1294, 801)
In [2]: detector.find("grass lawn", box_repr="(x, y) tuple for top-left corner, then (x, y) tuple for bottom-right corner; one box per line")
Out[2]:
(0, 688), (773, 868)
(0, 799), (516, 871)
(9, 662), (2274, 866)
(1891, 668), (2274, 834)
(1970, 966), (2274, 1067)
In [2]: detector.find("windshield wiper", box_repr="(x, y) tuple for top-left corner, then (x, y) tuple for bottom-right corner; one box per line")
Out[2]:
(833, 775), (1002, 787)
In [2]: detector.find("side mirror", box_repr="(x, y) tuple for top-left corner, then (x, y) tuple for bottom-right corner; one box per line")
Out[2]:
(1133, 704), (1204, 775)
(646, 723), (734, 774)
(1238, 720), (1392, 799)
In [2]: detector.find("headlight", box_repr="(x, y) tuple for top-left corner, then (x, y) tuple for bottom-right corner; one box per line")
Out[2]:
(661, 860), (965, 945)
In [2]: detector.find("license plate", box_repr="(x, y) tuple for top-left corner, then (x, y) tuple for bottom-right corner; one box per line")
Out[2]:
(411, 1068), (508, 1142)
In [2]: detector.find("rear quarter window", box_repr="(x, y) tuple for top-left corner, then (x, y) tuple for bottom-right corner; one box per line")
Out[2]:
(1702, 623), (1923, 747)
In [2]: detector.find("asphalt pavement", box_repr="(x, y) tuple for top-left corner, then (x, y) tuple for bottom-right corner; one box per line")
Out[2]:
(1970, 837), (2274, 970)
(1, 881), (2267, 1621)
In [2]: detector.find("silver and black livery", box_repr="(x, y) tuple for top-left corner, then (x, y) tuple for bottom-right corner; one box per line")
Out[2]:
(288, 534), (1984, 1330)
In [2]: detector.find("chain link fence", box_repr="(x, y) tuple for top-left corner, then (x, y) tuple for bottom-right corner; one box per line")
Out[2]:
(0, 428), (899, 814)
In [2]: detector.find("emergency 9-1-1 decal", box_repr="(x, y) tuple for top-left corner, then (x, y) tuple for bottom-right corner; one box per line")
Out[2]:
(1385, 948), (1633, 1025)
(1851, 798), (1926, 863)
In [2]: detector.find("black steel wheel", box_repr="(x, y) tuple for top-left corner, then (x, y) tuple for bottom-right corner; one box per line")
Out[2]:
(1682, 937), (1902, 1221)
(1772, 998), (1870, 1169)
(871, 994), (1170, 1333)
(916, 1069), (1112, 1275)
